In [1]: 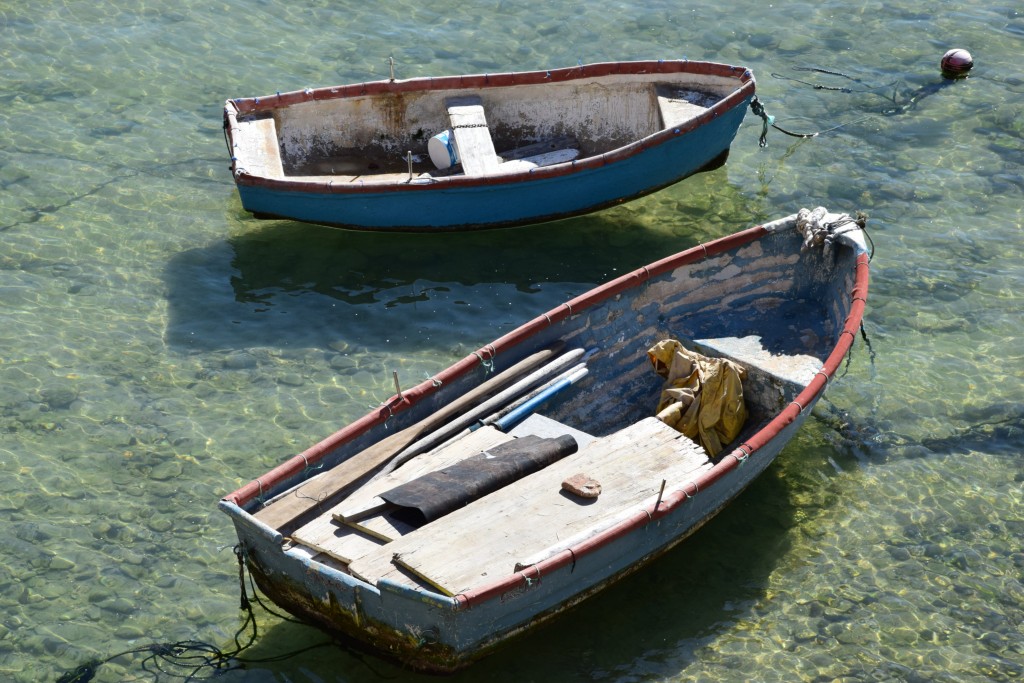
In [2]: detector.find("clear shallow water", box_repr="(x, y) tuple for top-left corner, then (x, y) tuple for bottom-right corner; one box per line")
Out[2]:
(1, 1), (1022, 681)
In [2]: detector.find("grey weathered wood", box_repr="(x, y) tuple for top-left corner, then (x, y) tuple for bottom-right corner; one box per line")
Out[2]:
(290, 522), (384, 565)
(235, 115), (284, 178)
(348, 417), (712, 595)
(290, 426), (514, 564)
(507, 413), (597, 449)
(692, 335), (821, 388)
(655, 85), (710, 128)
(447, 96), (500, 176)
(253, 343), (565, 532)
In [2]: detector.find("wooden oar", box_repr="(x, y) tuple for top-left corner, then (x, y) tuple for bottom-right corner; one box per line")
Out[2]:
(253, 341), (566, 531)
(493, 365), (589, 431)
(411, 359), (589, 462)
(374, 349), (585, 478)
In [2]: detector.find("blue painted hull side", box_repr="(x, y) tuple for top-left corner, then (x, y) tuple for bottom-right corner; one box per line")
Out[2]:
(237, 100), (750, 231)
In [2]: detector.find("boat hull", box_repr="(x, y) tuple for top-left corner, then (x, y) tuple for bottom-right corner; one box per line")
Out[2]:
(225, 59), (755, 232)
(220, 211), (870, 671)
(222, 410), (806, 671)
(233, 110), (745, 232)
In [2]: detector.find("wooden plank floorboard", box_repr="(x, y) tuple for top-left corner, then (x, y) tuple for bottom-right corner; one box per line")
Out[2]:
(290, 426), (514, 564)
(348, 417), (711, 596)
(237, 116), (284, 178)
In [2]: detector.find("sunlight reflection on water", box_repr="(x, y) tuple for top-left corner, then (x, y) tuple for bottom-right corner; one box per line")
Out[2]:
(0, 1), (1021, 681)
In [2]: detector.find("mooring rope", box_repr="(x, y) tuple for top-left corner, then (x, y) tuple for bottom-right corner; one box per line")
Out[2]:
(749, 96), (819, 147)
(56, 546), (334, 682)
(750, 95), (874, 146)
(752, 64), (955, 146)
(771, 67), (898, 94)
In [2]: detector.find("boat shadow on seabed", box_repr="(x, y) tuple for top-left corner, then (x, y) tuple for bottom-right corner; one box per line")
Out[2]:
(162, 190), (751, 354)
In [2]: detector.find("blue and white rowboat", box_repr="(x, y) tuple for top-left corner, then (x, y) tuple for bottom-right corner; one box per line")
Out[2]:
(223, 60), (756, 232)
(220, 208), (871, 671)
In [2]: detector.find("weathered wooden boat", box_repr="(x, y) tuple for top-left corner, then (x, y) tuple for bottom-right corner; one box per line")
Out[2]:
(220, 207), (870, 671)
(223, 59), (755, 232)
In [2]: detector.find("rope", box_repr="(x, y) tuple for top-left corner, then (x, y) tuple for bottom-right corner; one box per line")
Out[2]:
(796, 209), (874, 264)
(472, 348), (495, 374)
(222, 119), (234, 161)
(755, 65), (961, 147)
(771, 67), (897, 94)
(749, 96), (820, 147)
(860, 321), (877, 369)
(786, 63), (954, 117)
(55, 546), (334, 682)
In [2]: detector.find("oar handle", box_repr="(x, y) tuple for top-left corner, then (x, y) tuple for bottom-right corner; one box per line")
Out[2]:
(494, 366), (589, 431)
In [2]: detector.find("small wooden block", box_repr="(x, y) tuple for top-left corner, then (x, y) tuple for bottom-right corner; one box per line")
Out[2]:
(562, 473), (601, 499)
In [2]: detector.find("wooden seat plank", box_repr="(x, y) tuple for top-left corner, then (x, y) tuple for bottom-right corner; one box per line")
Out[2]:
(236, 115), (284, 178)
(447, 96), (500, 176)
(348, 418), (711, 595)
(692, 335), (821, 388)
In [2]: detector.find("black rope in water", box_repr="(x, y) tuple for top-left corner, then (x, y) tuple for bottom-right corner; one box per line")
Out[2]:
(774, 65), (957, 115)
(56, 638), (245, 682)
(749, 96), (822, 147)
(836, 319), (877, 381)
(56, 546), (334, 682)
(860, 320), (877, 367)
(771, 67), (898, 94)
(752, 62), (965, 147)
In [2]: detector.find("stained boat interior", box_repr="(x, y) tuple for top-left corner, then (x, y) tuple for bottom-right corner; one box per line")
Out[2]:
(231, 72), (739, 183)
(256, 224), (856, 600)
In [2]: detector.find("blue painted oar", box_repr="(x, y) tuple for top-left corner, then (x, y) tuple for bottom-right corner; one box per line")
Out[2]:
(373, 349), (585, 478)
(494, 366), (589, 432)
(477, 363), (580, 428)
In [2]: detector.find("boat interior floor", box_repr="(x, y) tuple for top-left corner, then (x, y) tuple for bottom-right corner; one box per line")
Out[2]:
(288, 414), (713, 596)
(286, 135), (582, 182)
(282, 328), (825, 595)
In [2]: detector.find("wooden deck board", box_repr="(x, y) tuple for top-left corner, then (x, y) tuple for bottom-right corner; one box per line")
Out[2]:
(655, 85), (710, 128)
(348, 418), (712, 596)
(291, 522), (385, 565)
(692, 335), (821, 387)
(290, 426), (514, 564)
(447, 96), (500, 176)
(236, 116), (284, 178)
(507, 413), (598, 450)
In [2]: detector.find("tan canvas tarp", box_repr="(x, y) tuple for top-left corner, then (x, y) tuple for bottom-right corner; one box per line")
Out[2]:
(647, 339), (747, 457)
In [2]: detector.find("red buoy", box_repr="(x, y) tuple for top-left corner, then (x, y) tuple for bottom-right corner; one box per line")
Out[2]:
(941, 49), (973, 79)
